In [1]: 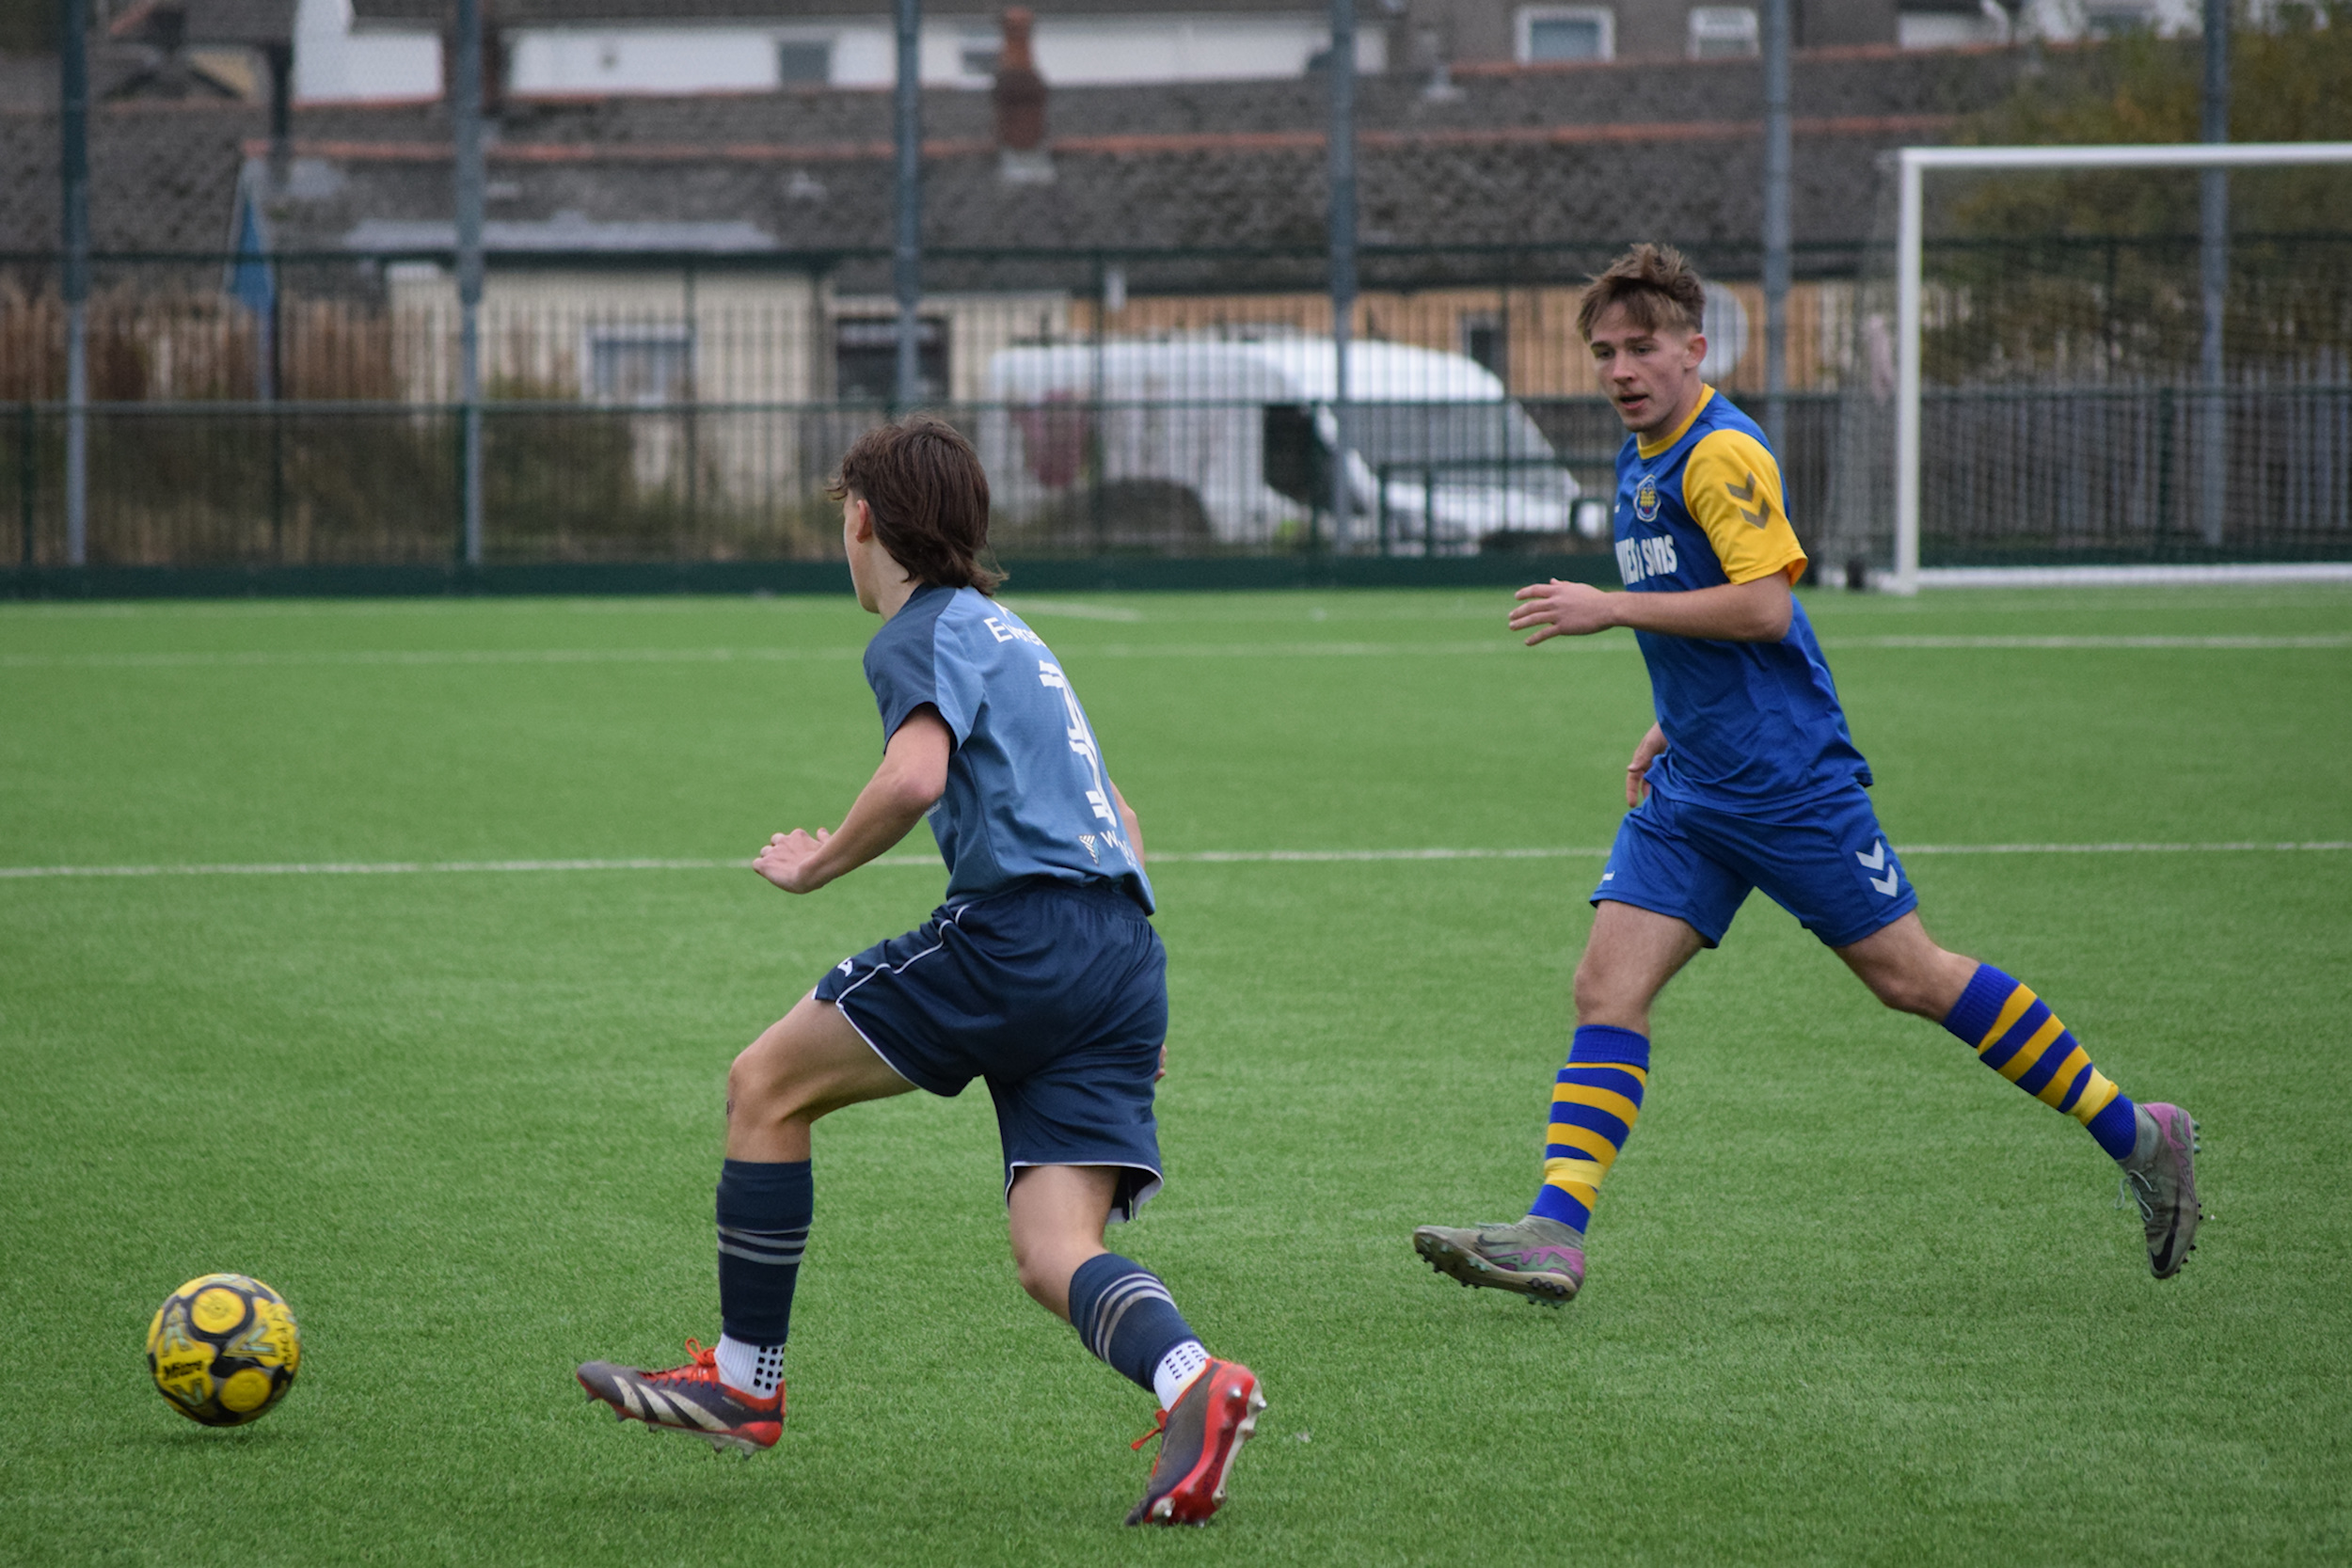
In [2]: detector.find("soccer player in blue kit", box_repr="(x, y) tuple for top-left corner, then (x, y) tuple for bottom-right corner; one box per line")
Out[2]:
(1412, 245), (2201, 1305)
(578, 417), (1263, 1527)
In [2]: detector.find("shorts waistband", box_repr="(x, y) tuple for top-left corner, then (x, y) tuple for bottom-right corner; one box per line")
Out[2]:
(947, 874), (1149, 919)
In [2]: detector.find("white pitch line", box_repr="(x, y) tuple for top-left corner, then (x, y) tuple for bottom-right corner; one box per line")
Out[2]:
(0, 640), (1535, 670)
(2, 841), (2344, 880)
(3, 632), (2345, 672)
(0, 857), (754, 879)
(1901, 840), (2352, 854)
(997, 598), (1145, 623)
(1820, 634), (2352, 649)
(0, 646), (861, 671)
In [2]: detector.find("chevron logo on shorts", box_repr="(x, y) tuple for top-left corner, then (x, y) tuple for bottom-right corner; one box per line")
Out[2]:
(1855, 839), (1899, 896)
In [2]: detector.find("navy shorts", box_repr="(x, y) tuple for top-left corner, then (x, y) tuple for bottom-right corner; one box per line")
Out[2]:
(1593, 784), (1918, 949)
(813, 878), (1168, 1222)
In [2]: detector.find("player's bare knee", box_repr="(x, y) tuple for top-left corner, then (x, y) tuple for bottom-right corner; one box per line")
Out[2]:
(1572, 966), (1645, 1029)
(1009, 1236), (1079, 1315)
(724, 1043), (811, 1131)
(1860, 963), (1952, 1021)
(1013, 1254), (1060, 1310)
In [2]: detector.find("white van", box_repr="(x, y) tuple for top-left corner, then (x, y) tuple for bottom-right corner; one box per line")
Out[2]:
(977, 337), (1580, 554)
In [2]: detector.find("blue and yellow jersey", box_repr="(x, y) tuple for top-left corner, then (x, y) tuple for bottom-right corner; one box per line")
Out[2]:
(1611, 387), (1871, 809)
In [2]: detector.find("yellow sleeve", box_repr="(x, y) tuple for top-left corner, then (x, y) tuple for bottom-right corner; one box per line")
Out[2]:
(1682, 429), (1807, 586)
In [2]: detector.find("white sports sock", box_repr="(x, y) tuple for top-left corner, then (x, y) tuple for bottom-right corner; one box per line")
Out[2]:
(1151, 1338), (1211, 1410)
(715, 1334), (785, 1400)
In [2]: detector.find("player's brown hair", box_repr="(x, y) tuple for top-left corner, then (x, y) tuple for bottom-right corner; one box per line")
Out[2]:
(830, 414), (1007, 594)
(1575, 243), (1708, 341)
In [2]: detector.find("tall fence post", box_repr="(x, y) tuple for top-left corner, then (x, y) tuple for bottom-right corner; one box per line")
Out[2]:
(683, 260), (700, 541)
(18, 403), (34, 568)
(2198, 0), (2231, 549)
(454, 0), (486, 567)
(893, 0), (924, 412)
(1761, 0), (1791, 452)
(1090, 249), (1107, 554)
(60, 0), (89, 567)
(268, 277), (285, 562)
(1327, 0), (1357, 553)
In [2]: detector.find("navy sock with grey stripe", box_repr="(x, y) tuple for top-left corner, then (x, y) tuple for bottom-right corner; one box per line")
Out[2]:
(1067, 1253), (1198, 1396)
(716, 1158), (811, 1348)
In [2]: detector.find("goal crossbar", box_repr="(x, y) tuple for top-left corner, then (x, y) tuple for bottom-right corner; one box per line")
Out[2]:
(1892, 141), (2352, 593)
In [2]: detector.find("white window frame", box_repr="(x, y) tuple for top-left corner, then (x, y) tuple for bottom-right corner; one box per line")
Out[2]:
(1687, 5), (1761, 56)
(1515, 6), (1616, 63)
(582, 325), (695, 406)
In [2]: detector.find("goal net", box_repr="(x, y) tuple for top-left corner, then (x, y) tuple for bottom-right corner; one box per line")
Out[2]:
(1821, 142), (2352, 591)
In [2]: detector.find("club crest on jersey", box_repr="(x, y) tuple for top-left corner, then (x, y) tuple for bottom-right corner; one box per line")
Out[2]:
(1632, 474), (1661, 522)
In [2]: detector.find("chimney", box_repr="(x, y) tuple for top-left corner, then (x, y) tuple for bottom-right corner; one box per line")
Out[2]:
(993, 8), (1052, 184)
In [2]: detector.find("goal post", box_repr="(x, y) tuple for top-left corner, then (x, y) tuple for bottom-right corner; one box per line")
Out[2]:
(1885, 140), (2352, 594)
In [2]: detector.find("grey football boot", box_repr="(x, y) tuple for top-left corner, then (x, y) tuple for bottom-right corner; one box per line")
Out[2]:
(1412, 1216), (1584, 1306)
(2120, 1102), (2201, 1279)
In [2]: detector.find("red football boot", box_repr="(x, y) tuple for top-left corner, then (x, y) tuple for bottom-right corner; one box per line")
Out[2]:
(1125, 1359), (1264, 1526)
(577, 1338), (783, 1455)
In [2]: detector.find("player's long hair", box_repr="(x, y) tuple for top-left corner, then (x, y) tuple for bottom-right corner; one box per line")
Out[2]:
(1576, 244), (1707, 341)
(831, 415), (1008, 594)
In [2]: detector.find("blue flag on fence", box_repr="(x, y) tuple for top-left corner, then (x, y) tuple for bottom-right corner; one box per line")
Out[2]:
(228, 184), (276, 321)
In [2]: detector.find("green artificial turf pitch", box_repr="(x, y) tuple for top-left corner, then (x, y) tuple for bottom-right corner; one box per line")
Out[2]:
(2, 584), (2347, 1567)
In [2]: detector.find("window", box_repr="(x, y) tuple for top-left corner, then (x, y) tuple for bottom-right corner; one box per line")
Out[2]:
(1687, 5), (1760, 56)
(585, 328), (692, 404)
(1517, 6), (1614, 61)
(959, 28), (1000, 79)
(1460, 314), (1507, 383)
(834, 316), (947, 402)
(776, 40), (833, 85)
(1263, 404), (1330, 508)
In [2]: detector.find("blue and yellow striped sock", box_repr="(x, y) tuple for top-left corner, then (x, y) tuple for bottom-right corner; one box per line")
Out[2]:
(1529, 1024), (1650, 1232)
(1943, 964), (2138, 1161)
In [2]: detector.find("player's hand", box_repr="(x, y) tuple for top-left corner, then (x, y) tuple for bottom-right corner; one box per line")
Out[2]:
(1626, 723), (1668, 806)
(754, 828), (831, 895)
(1509, 578), (1619, 644)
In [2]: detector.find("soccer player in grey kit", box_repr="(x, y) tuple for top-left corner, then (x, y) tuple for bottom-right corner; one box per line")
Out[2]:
(577, 416), (1263, 1527)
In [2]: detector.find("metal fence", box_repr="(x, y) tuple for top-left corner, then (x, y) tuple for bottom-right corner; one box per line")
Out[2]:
(1915, 382), (2352, 564)
(2, 243), (1871, 578)
(1818, 225), (2352, 574)
(1, 393), (1848, 570)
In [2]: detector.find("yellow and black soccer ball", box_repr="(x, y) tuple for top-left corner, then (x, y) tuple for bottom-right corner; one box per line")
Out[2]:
(146, 1274), (302, 1427)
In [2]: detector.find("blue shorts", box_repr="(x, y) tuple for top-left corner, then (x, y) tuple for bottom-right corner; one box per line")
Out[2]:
(1593, 784), (1918, 949)
(813, 878), (1168, 1222)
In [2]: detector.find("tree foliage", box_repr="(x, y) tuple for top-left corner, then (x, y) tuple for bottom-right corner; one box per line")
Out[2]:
(1950, 3), (2352, 237)
(1915, 7), (2352, 381)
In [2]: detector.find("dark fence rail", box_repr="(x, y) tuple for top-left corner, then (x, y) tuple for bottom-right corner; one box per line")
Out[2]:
(2, 395), (1861, 575)
(8, 388), (2341, 579)
(1918, 383), (2352, 564)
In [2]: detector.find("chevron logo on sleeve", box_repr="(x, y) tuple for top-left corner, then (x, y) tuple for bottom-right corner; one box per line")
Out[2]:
(1725, 473), (1770, 529)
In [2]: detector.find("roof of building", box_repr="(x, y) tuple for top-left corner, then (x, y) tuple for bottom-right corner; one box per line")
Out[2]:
(0, 46), (2038, 269)
(351, 0), (1324, 24)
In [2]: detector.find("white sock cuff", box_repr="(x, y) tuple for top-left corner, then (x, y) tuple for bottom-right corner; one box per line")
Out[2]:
(1151, 1338), (1211, 1410)
(715, 1334), (785, 1399)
